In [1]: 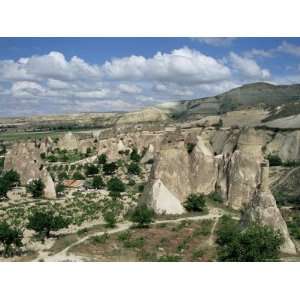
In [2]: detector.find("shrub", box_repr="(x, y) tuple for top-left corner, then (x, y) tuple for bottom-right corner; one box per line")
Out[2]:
(91, 233), (109, 244)
(58, 171), (69, 181)
(186, 143), (196, 154)
(107, 177), (125, 193)
(130, 148), (141, 162)
(55, 183), (65, 196)
(27, 210), (70, 240)
(103, 210), (117, 228)
(130, 204), (154, 228)
(85, 164), (99, 176)
(0, 170), (21, 198)
(184, 193), (206, 212)
(40, 152), (46, 159)
(92, 176), (105, 189)
(208, 191), (223, 203)
(128, 179), (136, 186)
(127, 162), (141, 175)
(267, 154), (282, 166)
(103, 162), (118, 175)
(0, 222), (23, 257)
(98, 153), (107, 165)
(47, 155), (58, 162)
(216, 215), (282, 262)
(26, 179), (45, 198)
(72, 171), (85, 180)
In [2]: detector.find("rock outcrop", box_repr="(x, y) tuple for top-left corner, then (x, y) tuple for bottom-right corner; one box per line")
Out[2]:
(243, 161), (296, 254)
(142, 130), (218, 214)
(4, 142), (56, 199)
(57, 132), (79, 151)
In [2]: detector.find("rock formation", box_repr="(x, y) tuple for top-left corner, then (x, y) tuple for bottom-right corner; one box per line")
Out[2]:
(4, 142), (56, 199)
(243, 160), (296, 254)
(57, 132), (79, 151)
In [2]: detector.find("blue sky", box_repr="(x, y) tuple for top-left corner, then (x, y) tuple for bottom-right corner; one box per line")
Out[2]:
(0, 37), (300, 116)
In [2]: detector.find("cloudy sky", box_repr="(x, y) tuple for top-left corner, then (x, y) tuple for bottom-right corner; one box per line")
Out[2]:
(0, 37), (300, 116)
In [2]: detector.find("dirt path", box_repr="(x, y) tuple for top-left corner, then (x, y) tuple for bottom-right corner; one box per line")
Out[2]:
(272, 166), (300, 189)
(36, 207), (225, 262)
(208, 217), (219, 246)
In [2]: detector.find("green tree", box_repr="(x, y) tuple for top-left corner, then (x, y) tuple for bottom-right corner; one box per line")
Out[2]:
(130, 204), (154, 228)
(27, 210), (70, 240)
(85, 164), (99, 176)
(72, 171), (85, 180)
(107, 177), (125, 193)
(92, 175), (105, 189)
(55, 182), (65, 196)
(26, 179), (45, 198)
(3, 170), (20, 188)
(130, 148), (141, 162)
(103, 162), (118, 175)
(216, 216), (283, 262)
(0, 222), (23, 257)
(103, 210), (117, 228)
(184, 193), (206, 212)
(267, 154), (282, 166)
(98, 153), (107, 165)
(127, 162), (141, 175)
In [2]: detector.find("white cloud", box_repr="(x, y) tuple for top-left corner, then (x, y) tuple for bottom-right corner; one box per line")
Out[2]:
(229, 52), (271, 80)
(47, 78), (70, 89)
(103, 47), (231, 84)
(11, 81), (45, 98)
(118, 83), (142, 94)
(192, 38), (236, 47)
(244, 48), (274, 58)
(277, 41), (300, 57)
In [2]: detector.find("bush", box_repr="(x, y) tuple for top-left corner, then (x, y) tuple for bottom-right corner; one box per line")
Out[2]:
(92, 176), (105, 189)
(26, 179), (45, 198)
(98, 153), (107, 165)
(103, 162), (118, 175)
(40, 152), (46, 159)
(216, 215), (282, 262)
(47, 155), (58, 162)
(127, 162), (141, 175)
(72, 171), (85, 180)
(85, 164), (99, 176)
(130, 204), (154, 228)
(107, 177), (125, 193)
(103, 210), (117, 228)
(58, 171), (69, 181)
(55, 182), (65, 196)
(130, 148), (141, 162)
(184, 193), (206, 212)
(186, 143), (196, 154)
(27, 210), (70, 240)
(208, 191), (223, 203)
(0, 170), (20, 198)
(267, 154), (282, 166)
(0, 222), (23, 257)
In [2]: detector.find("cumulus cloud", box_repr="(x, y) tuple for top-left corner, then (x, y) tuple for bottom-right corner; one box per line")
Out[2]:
(229, 52), (271, 80)
(244, 48), (274, 58)
(0, 47), (276, 116)
(103, 47), (231, 84)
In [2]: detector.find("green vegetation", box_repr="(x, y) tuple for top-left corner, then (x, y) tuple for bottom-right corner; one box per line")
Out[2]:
(55, 182), (65, 196)
(127, 162), (141, 175)
(107, 177), (125, 193)
(267, 154), (282, 166)
(216, 215), (282, 262)
(184, 193), (206, 212)
(186, 143), (196, 154)
(97, 153), (107, 165)
(92, 176), (105, 189)
(0, 170), (20, 198)
(26, 179), (45, 198)
(287, 214), (300, 239)
(0, 221), (23, 257)
(103, 210), (117, 228)
(130, 148), (141, 162)
(27, 210), (70, 240)
(130, 204), (154, 228)
(84, 164), (99, 176)
(103, 162), (118, 175)
(72, 171), (85, 180)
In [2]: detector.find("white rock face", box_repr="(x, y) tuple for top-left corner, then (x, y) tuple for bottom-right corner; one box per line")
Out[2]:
(244, 162), (296, 254)
(4, 142), (56, 199)
(141, 144), (155, 164)
(57, 132), (79, 151)
(78, 139), (94, 154)
(150, 179), (185, 214)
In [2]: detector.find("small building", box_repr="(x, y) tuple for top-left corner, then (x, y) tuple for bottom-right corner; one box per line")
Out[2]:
(63, 180), (85, 189)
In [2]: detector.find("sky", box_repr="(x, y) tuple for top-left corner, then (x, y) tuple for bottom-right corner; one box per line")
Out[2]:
(0, 37), (300, 117)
